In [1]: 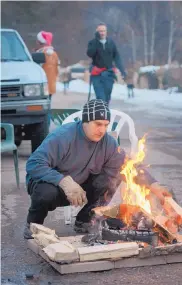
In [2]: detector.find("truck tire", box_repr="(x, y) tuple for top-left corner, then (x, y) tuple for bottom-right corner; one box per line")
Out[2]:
(31, 117), (49, 153)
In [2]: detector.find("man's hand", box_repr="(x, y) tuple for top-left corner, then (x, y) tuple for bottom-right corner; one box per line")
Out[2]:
(59, 176), (88, 207)
(149, 182), (172, 205)
(95, 31), (101, 40)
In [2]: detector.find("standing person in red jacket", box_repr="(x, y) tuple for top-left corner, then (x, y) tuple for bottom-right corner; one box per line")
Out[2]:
(35, 31), (60, 125)
(36, 31), (60, 100)
(87, 23), (127, 105)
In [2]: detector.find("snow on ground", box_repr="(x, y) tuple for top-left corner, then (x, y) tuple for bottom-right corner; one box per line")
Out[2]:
(139, 65), (161, 73)
(56, 79), (182, 117)
(57, 80), (95, 94)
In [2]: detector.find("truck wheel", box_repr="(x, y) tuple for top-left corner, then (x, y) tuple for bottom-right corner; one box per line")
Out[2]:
(31, 118), (48, 153)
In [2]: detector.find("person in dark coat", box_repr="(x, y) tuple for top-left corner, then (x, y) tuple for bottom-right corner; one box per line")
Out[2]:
(23, 99), (171, 239)
(87, 23), (127, 105)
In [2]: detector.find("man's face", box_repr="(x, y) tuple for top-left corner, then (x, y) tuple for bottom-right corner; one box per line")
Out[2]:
(96, 25), (107, 39)
(83, 120), (110, 142)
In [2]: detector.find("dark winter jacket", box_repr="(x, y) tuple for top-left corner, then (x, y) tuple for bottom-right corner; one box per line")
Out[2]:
(26, 121), (156, 195)
(26, 121), (126, 193)
(87, 38), (126, 77)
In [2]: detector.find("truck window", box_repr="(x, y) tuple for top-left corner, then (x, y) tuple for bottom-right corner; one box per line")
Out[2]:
(1, 31), (30, 62)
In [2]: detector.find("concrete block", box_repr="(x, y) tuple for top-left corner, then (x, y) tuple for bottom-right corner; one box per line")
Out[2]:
(114, 255), (167, 269)
(27, 239), (39, 255)
(166, 253), (182, 264)
(60, 260), (114, 274)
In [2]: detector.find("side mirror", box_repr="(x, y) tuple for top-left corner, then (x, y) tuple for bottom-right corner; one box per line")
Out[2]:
(32, 52), (46, 64)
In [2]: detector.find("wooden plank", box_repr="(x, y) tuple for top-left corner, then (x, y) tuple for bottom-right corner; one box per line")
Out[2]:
(78, 242), (139, 262)
(165, 197), (182, 217)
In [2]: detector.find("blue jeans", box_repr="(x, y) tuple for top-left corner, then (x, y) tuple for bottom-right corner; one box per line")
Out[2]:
(92, 71), (114, 104)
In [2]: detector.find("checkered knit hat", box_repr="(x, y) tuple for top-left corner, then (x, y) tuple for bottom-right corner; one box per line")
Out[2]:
(82, 99), (111, 123)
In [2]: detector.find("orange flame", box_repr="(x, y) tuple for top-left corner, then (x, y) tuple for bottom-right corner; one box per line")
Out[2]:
(121, 136), (151, 215)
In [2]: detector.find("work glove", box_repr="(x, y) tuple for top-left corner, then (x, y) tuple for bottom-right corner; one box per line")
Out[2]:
(95, 31), (101, 40)
(59, 176), (88, 207)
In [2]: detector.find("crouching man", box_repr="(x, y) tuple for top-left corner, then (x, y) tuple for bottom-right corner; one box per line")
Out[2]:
(24, 99), (170, 239)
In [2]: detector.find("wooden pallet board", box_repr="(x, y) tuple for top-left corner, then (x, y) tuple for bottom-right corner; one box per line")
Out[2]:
(27, 239), (182, 275)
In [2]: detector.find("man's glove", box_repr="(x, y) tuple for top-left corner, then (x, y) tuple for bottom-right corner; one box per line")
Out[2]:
(95, 31), (101, 40)
(59, 176), (88, 207)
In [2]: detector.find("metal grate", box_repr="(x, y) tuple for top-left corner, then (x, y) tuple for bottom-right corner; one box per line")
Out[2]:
(1, 85), (21, 97)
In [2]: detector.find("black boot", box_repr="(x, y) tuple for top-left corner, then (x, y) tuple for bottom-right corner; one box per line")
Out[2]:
(23, 222), (33, 239)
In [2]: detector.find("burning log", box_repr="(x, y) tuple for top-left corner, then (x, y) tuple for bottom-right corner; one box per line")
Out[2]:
(93, 202), (182, 244)
(102, 228), (158, 246)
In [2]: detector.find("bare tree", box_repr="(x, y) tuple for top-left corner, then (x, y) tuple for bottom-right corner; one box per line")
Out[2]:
(150, 2), (157, 64)
(131, 29), (137, 64)
(124, 23), (137, 64)
(141, 4), (148, 65)
(168, 3), (175, 65)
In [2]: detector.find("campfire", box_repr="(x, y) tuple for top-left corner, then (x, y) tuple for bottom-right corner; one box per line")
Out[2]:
(83, 136), (182, 247)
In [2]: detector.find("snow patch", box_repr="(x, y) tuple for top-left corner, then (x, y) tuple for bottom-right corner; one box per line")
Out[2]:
(56, 79), (182, 113)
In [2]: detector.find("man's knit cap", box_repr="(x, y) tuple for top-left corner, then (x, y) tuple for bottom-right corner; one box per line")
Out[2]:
(82, 99), (111, 123)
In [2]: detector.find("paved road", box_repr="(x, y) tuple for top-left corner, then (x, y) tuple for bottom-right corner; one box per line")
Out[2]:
(1, 91), (182, 285)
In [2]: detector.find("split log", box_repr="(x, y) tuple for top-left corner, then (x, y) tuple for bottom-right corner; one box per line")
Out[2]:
(43, 241), (79, 263)
(78, 242), (139, 262)
(30, 223), (56, 236)
(32, 233), (61, 248)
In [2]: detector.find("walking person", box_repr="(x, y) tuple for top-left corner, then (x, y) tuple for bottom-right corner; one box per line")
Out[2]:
(87, 23), (127, 105)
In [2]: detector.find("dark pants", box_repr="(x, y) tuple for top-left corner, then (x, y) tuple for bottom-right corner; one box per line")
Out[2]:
(92, 72), (114, 104)
(63, 81), (70, 94)
(26, 175), (107, 225)
(127, 84), (134, 98)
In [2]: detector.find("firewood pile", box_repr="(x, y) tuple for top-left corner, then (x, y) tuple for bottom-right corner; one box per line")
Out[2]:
(28, 213), (182, 275)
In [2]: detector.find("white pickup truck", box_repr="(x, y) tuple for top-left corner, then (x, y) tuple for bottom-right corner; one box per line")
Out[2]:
(1, 28), (50, 152)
